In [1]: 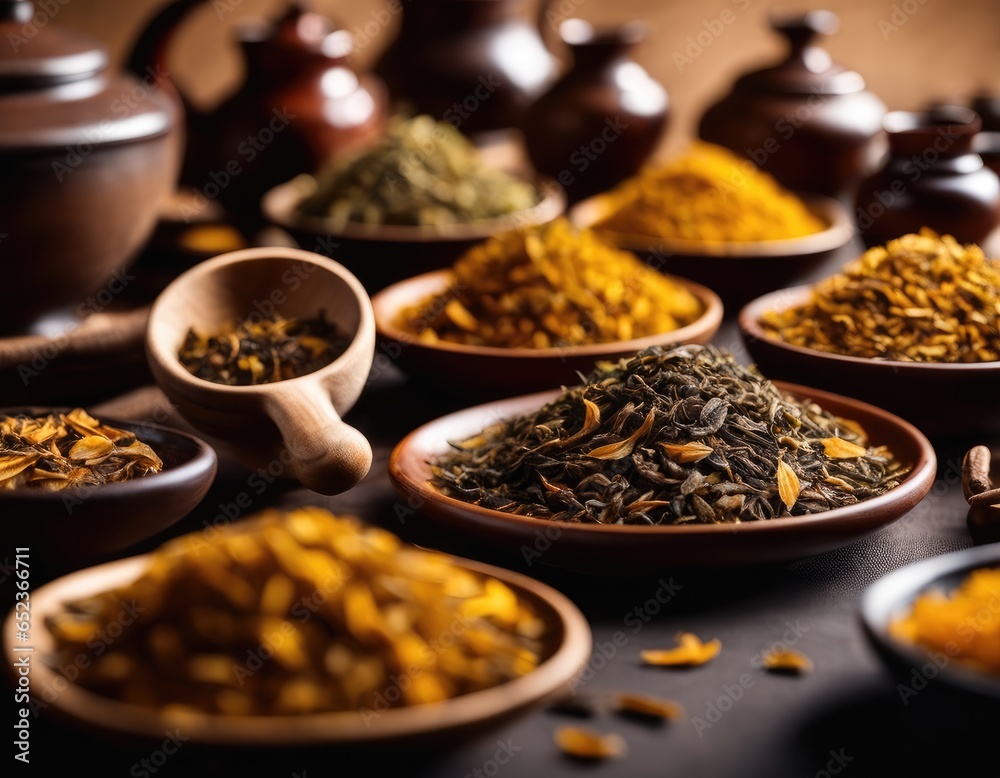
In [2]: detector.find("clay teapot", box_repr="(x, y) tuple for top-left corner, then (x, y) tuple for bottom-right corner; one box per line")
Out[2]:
(0, 0), (179, 332)
(698, 10), (886, 199)
(128, 0), (387, 226)
(372, 0), (559, 136)
(524, 19), (668, 204)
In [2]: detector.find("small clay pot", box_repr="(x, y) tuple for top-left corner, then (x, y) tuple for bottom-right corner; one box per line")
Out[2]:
(855, 107), (1000, 248)
(146, 248), (375, 495)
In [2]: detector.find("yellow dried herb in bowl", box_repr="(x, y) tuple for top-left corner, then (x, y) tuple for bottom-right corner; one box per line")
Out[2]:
(394, 219), (706, 349)
(593, 142), (826, 243)
(45, 507), (550, 716)
(758, 229), (1000, 363)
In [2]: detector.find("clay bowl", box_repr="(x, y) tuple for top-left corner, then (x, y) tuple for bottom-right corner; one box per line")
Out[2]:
(4, 552), (591, 746)
(740, 286), (1000, 436)
(146, 248), (375, 495)
(261, 176), (567, 293)
(860, 543), (1000, 737)
(568, 192), (853, 308)
(388, 384), (936, 574)
(370, 269), (723, 398)
(0, 408), (215, 567)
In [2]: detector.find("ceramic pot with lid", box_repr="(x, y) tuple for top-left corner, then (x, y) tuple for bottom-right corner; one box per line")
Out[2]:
(372, 0), (558, 137)
(855, 106), (1000, 249)
(524, 19), (668, 204)
(128, 1), (387, 228)
(0, 0), (179, 332)
(698, 10), (886, 199)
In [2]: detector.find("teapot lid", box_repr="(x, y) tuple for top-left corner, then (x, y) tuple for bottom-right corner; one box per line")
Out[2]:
(736, 11), (867, 96)
(236, 1), (352, 60)
(0, 0), (107, 88)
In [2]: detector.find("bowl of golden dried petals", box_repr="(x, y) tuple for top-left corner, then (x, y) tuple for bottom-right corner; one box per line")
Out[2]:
(4, 507), (592, 745)
(740, 229), (1000, 435)
(0, 407), (216, 567)
(372, 218), (723, 397)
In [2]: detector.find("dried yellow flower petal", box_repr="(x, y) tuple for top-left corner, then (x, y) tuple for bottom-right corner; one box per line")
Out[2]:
(761, 648), (814, 674)
(820, 437), (868, 459)
(586, 408), (655, 460)
(640, 632), (721, 667)
(777, 458), (801, 509)
(660, 441), (714, 463)
(614, 692), (685, 720)
(554, 726), (627, 759)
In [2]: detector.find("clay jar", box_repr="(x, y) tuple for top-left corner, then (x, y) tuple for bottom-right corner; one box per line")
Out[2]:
(0, 0), (179, 332)
(698, 11), (886, 199)
(372, 0), (558, 135)
(524, 19), (668, 204)
(855, 107), (1000, 248)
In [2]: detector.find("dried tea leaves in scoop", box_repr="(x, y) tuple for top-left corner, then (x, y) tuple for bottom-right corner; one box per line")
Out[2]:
(179, 311), (349, 386)
(0, 409), (162, 490)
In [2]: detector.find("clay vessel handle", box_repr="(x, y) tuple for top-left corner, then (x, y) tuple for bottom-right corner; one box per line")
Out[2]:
(125, 0), (207, 103)
(264, 383), (372, 496)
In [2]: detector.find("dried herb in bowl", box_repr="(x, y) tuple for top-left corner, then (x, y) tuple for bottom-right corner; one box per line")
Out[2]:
(46, 507), (547, 715)
(395, 218), (705, 349)
(296, 115), (539, 228)
(431, 345), (908, 525)
(0, 409), (162, 490)
(179, 311), (349, 386)
(759, 229), (1000, 362)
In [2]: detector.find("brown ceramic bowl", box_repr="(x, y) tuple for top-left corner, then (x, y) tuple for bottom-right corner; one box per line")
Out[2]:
(388, 384), (936, 574)
(568, 192), (853, 308)
(146, 248), (375, 496)
(739, 286), (1000, 435)
(261, 176), (567, 293)
(4, 552), (591, 746)
(370, 269), (724, 397)
(0, 409), (216, 566)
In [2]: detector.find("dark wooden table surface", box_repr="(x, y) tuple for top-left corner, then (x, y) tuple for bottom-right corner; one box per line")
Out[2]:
(5, 246), (994, 777)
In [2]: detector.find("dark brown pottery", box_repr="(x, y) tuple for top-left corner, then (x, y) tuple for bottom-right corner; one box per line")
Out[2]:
(0, 0), (179, 332)
(855, 107), (1000, 249)
(524, 19), (668, 204)
(698, 10), (886, 199)
(388, 384), (936, 574)
(0, 408), (216, 569)
(971, 93), (1000, 131)
(372, 0), (558, 136)
(740, 286), (1000, 436)
(128, 1), (387, 228)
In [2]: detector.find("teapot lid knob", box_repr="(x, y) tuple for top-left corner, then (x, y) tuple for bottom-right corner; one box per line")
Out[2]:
(770, 10), (839, 52)
(0, 0), (33, 22)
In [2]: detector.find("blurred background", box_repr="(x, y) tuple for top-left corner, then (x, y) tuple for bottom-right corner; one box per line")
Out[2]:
(59, 0), (1000, 154)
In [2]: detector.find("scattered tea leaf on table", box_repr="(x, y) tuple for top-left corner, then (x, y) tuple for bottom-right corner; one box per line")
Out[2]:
(641, 632), (721, 667)
(554, 726), (627, 759)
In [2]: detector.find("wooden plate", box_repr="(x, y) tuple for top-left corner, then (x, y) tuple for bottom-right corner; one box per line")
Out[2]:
(5, 554), (591, 746)
(372, 269), (723, 397)
(388, 384), (937, 573)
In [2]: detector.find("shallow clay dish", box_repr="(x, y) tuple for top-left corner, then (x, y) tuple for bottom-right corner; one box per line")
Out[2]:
(371, 269), (723, 397)
(261, 176), (566, 293)
(388, 384), (936, 574)
(860, 544), (1000, 731)
(569, 192), (852, 307)
(146, 248), (375, 495)
(740, 286), (1000, 435)
(0, 409), (216, 566)
(3, 553), (591, 746)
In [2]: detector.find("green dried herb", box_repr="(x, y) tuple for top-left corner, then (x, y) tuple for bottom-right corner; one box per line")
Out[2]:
(432, 345), (908, 524)
(297, 115), (539, 227)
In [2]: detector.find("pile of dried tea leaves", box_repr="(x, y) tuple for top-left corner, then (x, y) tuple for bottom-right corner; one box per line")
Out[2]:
(432, 345), (908, 525)
(594, 142), (825, 242)
(0, 409), (162, 491)
(396, 218), (705, 349)
(47, 507), (547, 715)
(759, 229), (1000, 362)
(179, 311), (349, 386)
(297, 115), (539, 227)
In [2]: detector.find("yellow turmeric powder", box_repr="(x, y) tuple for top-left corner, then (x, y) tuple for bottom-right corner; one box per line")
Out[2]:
(395, 219), (705, 349)
(889, 566), (1000, 675)
(594, 142), (826, 242)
